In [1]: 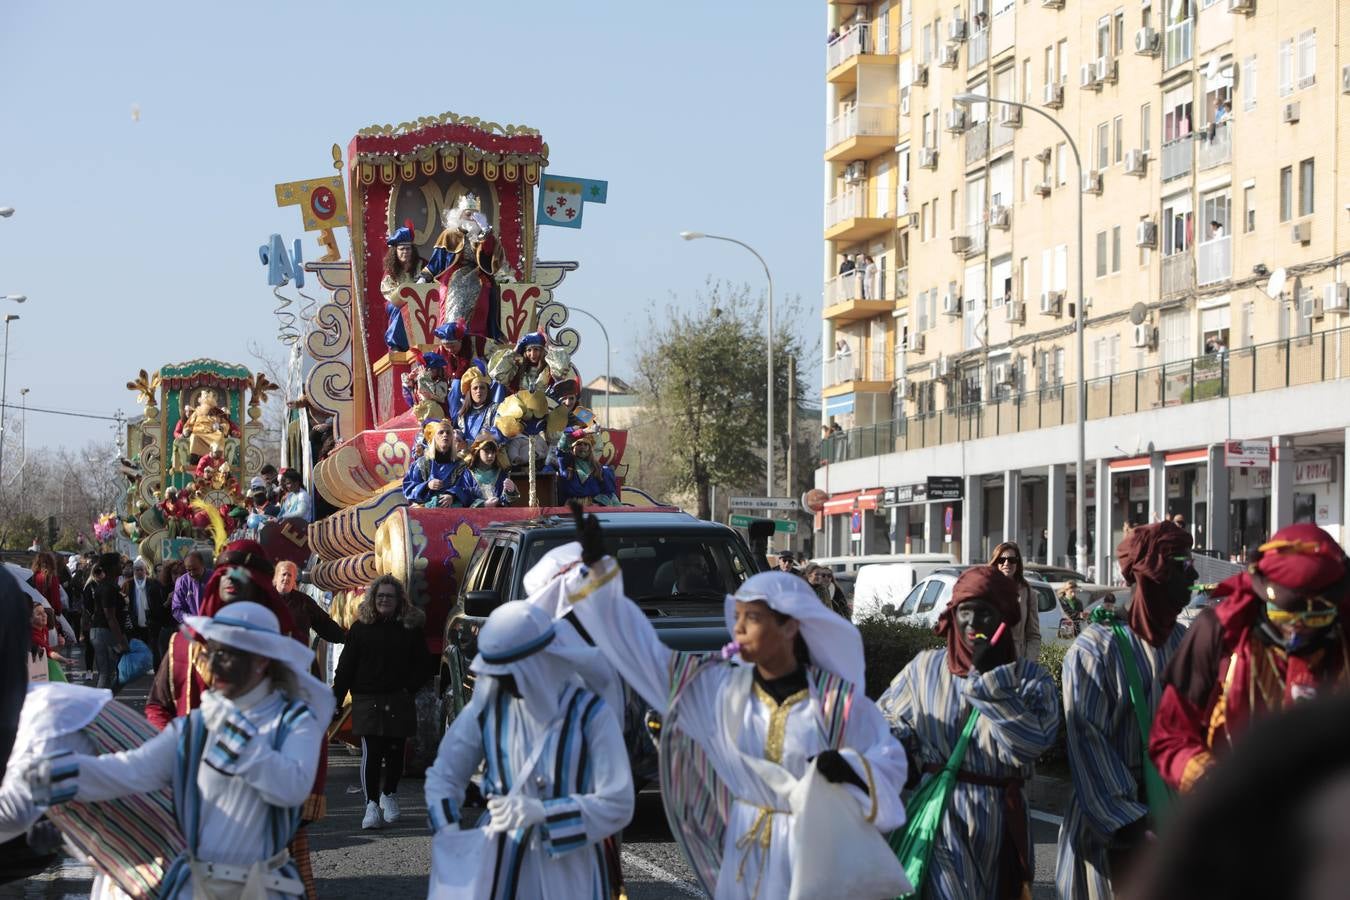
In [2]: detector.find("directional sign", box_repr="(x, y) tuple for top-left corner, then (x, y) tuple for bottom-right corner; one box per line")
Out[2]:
(729, 514), (798, 534)
(729, 496), (800, 512)
(1225, 440), (1271, 469)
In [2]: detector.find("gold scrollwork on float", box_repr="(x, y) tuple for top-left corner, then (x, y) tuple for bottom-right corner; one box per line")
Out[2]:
(356, 110), (541, 140)
(373, 433), (411, 483)
(303, 262), (357, 445)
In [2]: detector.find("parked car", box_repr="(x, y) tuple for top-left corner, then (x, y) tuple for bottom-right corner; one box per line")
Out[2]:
(437, 510), (754, 788)
(849, 561), (968, 623)
(1025, 563), (1088, 585)
(892, 570), (1071, 647)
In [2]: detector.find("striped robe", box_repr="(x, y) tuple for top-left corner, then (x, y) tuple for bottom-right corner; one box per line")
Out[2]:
(879, 649), (1059, 900)
(425, 682), (633, 900)
(1055, 623), (1185, 900)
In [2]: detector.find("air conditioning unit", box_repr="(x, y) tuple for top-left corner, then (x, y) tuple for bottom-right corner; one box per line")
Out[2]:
(1034, 146), (1052, 162)
(991, 362), (1012, 386)
(1303, 291), (1324, 320)
(906, 332), (925, 353)
(951, 235), (972, 255)
(1034, 180), (1053, 197)
(946, 108), (969, 133)
(1096, 56), (1118, 84)
(843, 161), (867, 184)
(1006, 299), (1025, 324)
(1134, 27), (1160, 56)
(1342, 65), (1350, 94)
(1132, 323), (1157, 349)
(1080, 63), (1101, 91)
(942, 291), (963, 315)
(999, 104), (1022, 127)
(1136, 219), (1158, 248)
(1291, 220), (1312, 243)
(1226, 0), (1254, 13)
(1040, 0), (1064, 9)
(1082, 171), (1104, 195)
(1325, 282), (1350, 313)
(937, 355), (951, 377)
(900, 86), (912, 115)
(990, 205), (1011, 229)
(938, 43), (960, 68)
(1043, 82), (1065, 109)
(915, 63), (930, 86)
(1124, 149), (1148, 176)
(919, 147), (939, 169)
(1040, 291), (1063, 316)
(948, 18), (968, 41)
(1282, 102), (1301, 123)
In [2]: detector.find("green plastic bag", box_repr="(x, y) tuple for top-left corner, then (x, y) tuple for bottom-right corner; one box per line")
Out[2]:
(47, 657), (67, 683)
(888, 708), (981, 899)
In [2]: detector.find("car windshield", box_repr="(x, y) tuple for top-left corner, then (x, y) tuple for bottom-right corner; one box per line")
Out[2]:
(524, 532), (752, 605)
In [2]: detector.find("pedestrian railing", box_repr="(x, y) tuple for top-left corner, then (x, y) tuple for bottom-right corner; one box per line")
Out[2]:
(821, 326), (1350, 463)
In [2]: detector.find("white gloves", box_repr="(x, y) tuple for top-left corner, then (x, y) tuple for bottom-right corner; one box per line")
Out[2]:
(485, 795), (546, 834)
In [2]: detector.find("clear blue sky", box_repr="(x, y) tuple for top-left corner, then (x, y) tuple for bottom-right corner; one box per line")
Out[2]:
(0, 0), (824, 452)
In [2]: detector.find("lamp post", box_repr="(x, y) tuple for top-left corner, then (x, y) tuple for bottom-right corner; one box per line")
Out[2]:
(955, 93), (1087, 575)
(565, 305), (611, 426)
(680, 231), (776, 497)
(0, 314), (19, 492)
(0, 208), (13, 218)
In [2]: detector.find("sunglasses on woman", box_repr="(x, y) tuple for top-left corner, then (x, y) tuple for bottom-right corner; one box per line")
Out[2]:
(996, 556), (1020, 565)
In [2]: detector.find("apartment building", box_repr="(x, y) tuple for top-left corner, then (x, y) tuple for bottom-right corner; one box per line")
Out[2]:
(819, 0), (1350, 580)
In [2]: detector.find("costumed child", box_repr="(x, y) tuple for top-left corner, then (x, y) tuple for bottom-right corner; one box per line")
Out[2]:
(488, 331), (571, 396)
(449, 436), (518, 509)
(401, 352), (450, 424)
(380, 221), (421, 353)
(448, 362), (499, 446)
(556, 429), (621, 507)
(401, 420), (465, 508)
(30, 602), (334, 900)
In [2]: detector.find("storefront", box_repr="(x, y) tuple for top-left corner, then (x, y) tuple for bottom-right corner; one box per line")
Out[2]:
(821, 488), (888, 556)
(882, 477), (963, 558)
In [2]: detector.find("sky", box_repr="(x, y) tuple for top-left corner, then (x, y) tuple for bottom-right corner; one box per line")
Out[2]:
(0, 0), (825, 452)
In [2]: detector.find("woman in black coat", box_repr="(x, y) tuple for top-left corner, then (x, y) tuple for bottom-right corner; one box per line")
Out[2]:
(332, 575), (433, 830)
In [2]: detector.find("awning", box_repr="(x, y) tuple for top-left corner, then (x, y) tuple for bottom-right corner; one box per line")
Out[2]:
(857, 489), (884, 511)
(823, 490), (861, 515)
(824, 392), (856, 416)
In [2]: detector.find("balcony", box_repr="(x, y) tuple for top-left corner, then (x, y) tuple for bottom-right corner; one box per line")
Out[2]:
(827, 23), (871, 74)
(824, 353), (862, 388)
(823, 353), (892, 393)
(964, 121), (989, 168)
(1161, 138), (1191, 182)
(1197, 121), (1231, 171)
(1197, 236), (1231, 286)
(824, 188), (894, 243)
(825, 104), (898, 162)
(968, 28), (988, 67)
(1165, 19), (1192, 71)
(1162, 252), (1194, 297)
(960, 221), (987, 258)
(820, 326), (1350, 462)
(824, 272), (899, 321)
(991, 115), (1015, 153)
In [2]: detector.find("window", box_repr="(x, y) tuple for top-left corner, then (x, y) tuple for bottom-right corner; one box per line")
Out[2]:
(1113, 9), (1125, 56)
(1044, 46), (1055, 85)
(877, 3), (892, 54)
(931, 197), (939, 237)
(1022, 58), (1032, 102)
(1242, 56), (1256, 111)
(1018, 256), (1029, 304)
(1021, 158), (1031, 202)
(1096, 16), (1111, 60)
(1113, 116), (1123, 164)
(922, 23), (933, 63)
(950, 190), (958, 232)
(1279, 166), (1293, 222)
(1096, 231), (1108, 278)
(1298, 158), (1314, 217)
(1279, 39), (1293, 96)
(1163, 92), (1193, 143)
(1243, 184), (1255, 233)
(920, 202), (929, 241)
(1111, 225), (1121, 273)
(1140, 103), (1152, 153)
(916, 289), (930, 331)
(1097, 122), (1110, 170)
(922, 111), (933, 147)
(1201, 191), (1231, 238)
(1297, 29), (1316, 89)
(1057, 39), (1069, 84)
(1056, 142), (1068, 184)
(1163, 195), (1193, 255)
(901, 0), (913, 51)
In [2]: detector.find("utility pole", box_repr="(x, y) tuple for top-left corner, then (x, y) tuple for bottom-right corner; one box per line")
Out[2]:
(786, 355), (797, 550)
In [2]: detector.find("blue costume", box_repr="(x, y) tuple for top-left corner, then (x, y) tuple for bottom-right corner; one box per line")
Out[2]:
(382, 223), (418, 353)
(455, 401), (500, 445)
(558, 455), (620, 507)
(402, 454), (464, 508)
(450, 465), (516, 508)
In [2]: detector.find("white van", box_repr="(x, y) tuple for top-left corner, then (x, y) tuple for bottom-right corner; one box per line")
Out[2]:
(811, 553), (956, 577)
(845, 559), (960, 623)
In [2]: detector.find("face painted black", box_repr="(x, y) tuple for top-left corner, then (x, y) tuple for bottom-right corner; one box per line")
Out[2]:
(206, 640), (260, 698)
(955, 600), (1000, 642)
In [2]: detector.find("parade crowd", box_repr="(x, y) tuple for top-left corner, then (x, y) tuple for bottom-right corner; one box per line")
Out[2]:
(2, 506), (1349, 899)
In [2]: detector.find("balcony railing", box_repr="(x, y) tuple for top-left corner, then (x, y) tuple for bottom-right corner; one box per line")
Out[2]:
(962, 221), (987, 257)
(827, 23), (871, 70)
(991, 115), (1015, 152)
(1197, 121), (1232, 170)
(968, 28), (989, 67)
(1162, 252), (1194, 297)
(964, 121), (989, 167)
(825, 188), (867, 229)
(824, 353), (862, 387)
(1161, 138), (1192, 182)
(824, 274), (863, 306)
(821, 327), (1350, 463)
(827, 103), (897, 148)
(1197, 236), (1232, 286)
(1165, 18), (1192, 71)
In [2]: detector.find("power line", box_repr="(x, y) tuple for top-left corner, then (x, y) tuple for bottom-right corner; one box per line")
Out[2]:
(0, 401), (123, 422)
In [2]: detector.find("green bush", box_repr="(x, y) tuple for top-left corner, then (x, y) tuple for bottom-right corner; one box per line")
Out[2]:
(1037, 640), (1070, 768)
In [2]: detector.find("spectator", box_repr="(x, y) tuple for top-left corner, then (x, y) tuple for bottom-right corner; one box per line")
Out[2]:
(153, 560), (182, 661)
(838, 253), (855, 277)
(861, 254), (878, 300)
(273, 561), (347, 654)
(802, 563), (850, 618)
(86, 555), (129, 691)
(988, 540), (1042, 660)
(260, 463), (279, 490)
(280, 467), (314, 523)
(31, 552), (63, 618)
(170, 551), (209, 624)
(1208, 219), (1225, 240)
(776, 552), (797, 572)
(332, 575), (433, 830)
(0, 566), (28, 776)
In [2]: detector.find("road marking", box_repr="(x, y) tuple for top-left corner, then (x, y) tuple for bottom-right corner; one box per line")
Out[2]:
(1030, 809), (1064, 826)
(621, 850), (705, 898)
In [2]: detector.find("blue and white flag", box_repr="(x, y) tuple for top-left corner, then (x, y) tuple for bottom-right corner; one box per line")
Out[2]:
(537, 175), (608, 229)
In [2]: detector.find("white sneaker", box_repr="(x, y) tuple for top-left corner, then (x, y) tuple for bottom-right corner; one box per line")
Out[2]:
(380, 792), (401, 824)
(361, 801), (383, 830)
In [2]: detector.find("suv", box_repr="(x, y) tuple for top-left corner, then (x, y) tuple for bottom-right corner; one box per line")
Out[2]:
(436, 510), (757, 787)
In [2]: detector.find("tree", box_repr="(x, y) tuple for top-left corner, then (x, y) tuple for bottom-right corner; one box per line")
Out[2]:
(633, 280), (812, 520)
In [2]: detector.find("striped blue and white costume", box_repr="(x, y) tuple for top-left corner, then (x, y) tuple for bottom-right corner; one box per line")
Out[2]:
(70, 679), (322, 898)
(1055, 622), (1185, 899)
(425, 680), (631, 900)
(879, 648), (1059, 900)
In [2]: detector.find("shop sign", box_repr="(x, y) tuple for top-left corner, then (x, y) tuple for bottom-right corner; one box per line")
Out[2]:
(884, 484), (922, 505)
(1295, 459), (1333, 486)
(1225, 440), (1271, 469)
(1128, 472), (1149, 501)
(926, 476), (964, 501)
(1167, 471), (1183, 499)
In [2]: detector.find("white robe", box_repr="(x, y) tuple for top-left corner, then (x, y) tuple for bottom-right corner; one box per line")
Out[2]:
(424, 682), (634, 899)
(70, 680), (322, 900)
(559, 560), (908, 900)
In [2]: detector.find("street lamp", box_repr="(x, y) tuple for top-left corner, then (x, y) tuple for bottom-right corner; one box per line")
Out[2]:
(0, 208), (13, 218)
(566, 305), (612, 426)
(0, 314), (19, 491)
(3, 295), (25, 304)
(954, 92), (1087, 575)
(680, 230), (776, 498)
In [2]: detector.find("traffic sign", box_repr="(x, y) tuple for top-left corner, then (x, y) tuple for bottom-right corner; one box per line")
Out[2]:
(729, 514), (798, 534)
(729, 496), (800, 512)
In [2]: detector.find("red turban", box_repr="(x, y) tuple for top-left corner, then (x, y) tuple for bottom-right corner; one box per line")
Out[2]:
(198, 540), (297, 639)
(1254, 524), (1347, 593)
(937, 567), (1021, 676)
(1116, 521), (1193, 645)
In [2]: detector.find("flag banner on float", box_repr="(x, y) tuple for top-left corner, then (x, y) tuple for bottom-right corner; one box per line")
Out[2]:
(537, 175), (608, 229)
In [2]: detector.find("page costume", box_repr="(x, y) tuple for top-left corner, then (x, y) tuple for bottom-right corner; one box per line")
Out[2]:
(558, 566), (907, 899)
